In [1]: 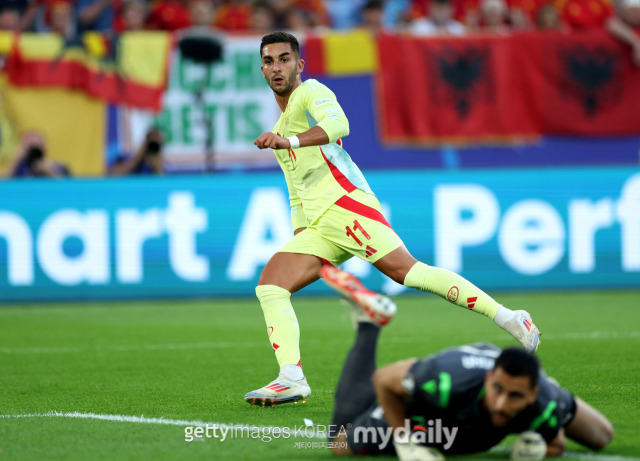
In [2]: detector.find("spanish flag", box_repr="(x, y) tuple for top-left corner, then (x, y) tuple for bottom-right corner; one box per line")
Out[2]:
(5, 32), (172, 111)
(305, 30), (378, 77)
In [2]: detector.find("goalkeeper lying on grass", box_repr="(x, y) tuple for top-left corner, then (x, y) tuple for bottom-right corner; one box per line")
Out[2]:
(326, 267), (613, 460)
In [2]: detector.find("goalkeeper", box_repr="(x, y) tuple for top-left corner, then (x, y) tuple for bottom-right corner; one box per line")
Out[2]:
(246, 30), (540, 406)
(327, 303), (613, 459)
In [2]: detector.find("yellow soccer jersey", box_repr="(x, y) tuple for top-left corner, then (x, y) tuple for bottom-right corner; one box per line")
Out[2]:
(272, 79), (373, 230)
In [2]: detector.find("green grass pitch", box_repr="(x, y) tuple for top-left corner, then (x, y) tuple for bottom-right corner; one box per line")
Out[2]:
(1, 290), (639, 461)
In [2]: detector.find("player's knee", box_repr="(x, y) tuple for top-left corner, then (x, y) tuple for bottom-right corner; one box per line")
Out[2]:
(387, 267), (409, 285)
(373, 246), (418, 285)
(255, 284), (291, 304)
(374, 257), (417, 285)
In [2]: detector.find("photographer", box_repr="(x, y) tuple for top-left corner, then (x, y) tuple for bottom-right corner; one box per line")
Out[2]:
(109, 128), (165, 175)
(3, 131), (71, 178)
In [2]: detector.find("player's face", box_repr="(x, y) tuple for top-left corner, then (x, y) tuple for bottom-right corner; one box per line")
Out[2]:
(261, 42), (304, 96)
(484, 368), (539, 427)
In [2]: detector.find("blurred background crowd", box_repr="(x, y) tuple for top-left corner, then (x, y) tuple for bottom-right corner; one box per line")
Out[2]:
(0, 0), (639, 39)
(1, 0), (639, 179)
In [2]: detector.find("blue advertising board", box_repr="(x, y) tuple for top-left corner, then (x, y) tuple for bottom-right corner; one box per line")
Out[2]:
(1, 166), (639, 302)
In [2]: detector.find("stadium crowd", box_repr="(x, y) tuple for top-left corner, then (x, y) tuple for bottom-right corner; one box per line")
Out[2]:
(1, 0), (639, 178)
(0, 0), (639, 38)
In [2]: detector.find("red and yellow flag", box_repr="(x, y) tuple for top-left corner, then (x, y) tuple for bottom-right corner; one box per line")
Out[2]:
(4, 32), (172, 111)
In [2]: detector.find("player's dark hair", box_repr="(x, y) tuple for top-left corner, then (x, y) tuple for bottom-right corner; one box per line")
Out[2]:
(494, 348), (540, 389)
(260, 31), (300, 57)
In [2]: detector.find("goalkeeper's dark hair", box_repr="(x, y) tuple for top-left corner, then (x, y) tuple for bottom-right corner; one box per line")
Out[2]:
(260, 31), (300, 57)
(494, 348), (540, 389)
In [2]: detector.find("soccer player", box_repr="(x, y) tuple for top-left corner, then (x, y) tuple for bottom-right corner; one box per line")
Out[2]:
(245, 31), (540, 406)
(328, 304), (613, 459)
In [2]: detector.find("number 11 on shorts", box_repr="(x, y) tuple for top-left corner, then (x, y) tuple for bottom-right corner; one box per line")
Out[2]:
(346, 219), (371, 246)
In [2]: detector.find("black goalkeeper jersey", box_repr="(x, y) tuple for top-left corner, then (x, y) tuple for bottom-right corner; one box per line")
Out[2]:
(402, 343), (576, 455)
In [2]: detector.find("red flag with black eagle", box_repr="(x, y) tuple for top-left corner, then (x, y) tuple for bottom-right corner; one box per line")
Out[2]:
(377, 32), (640, 144)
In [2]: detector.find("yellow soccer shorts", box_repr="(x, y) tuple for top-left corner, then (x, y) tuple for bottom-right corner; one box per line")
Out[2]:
(279, 189), (404, 266)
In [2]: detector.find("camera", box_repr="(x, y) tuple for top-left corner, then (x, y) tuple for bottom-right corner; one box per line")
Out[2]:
(145, 140), (162, 156)
(25, 146), (44, 168)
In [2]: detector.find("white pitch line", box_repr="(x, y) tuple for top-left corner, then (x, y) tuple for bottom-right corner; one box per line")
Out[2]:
(0, 341), (266, 355)
(2, 331), (639, 355)
(1, 412), (638, 461)
(0, 411), (291, 433)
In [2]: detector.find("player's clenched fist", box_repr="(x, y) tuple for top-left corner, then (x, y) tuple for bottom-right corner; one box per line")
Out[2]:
(254, 132), (291, 150)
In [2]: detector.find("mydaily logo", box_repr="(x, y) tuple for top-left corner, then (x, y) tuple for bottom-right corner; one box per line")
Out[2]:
(353, 417), (458, 451)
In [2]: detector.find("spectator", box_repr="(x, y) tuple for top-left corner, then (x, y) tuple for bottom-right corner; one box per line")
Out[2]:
(360, 0), (386, 35)
(560, 0), (640, 65)
(109, 128), (165, 175)
(509, 1), (530, 28)
(410, 0), (466, 35)
(14, 0), (45, 32)
(282, 8), (310, 34)
(0, 0), (26, 30)
(147, 0), (190, 31)
(76, 0), (116, 35)
(293, 0), (329, 28)
(213, 0), (251, 31)
(189, 0), (216, 28)
(619, 0), (640, 30)
(251, 1), (276, 34)
(479, 0), (510, 31)
(117, 0), (146, 32)
(382, 0), (412, 30)
(46, 0), (78, 40)
(560, 0), (612, 27)
(508, 0), (553, 29)
(409, 0), (479, 29)
(267, 0), (290, 28)
(3, 131), (70, 178)
(536, 2), (563, 29)
(326, 0), (368, 30)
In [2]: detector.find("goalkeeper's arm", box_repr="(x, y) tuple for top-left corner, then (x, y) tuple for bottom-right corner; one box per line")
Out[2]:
(374, 360), (445, 461)
(546, 430), (566, 457)
(372, 359), (416, 430)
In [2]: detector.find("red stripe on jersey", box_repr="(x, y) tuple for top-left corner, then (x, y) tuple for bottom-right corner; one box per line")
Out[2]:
(334, 196), (393, 229)
(321, 148), (356, 193)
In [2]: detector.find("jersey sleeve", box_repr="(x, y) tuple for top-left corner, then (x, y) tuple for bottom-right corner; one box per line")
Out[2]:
(404, 357), (446, 408)
(279, 157), (307, 231)
(529, 375), (577, 443)
(303, 82), (350, 143)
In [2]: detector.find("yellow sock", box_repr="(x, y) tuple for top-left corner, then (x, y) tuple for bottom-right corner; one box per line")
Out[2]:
(404, 262), (500, 319)
(255, 285), (300, 368)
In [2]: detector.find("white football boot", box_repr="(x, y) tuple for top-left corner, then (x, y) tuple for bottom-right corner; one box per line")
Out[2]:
(320, 265), (397, 327)
(244, 374), (311, 407)
(502, 310), (541, 353)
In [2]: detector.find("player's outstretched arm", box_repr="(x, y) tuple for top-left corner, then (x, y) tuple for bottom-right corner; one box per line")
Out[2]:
(546, 430), (567, 457)
(564, 397), (614, 451)
(372, 359), (417, 430)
